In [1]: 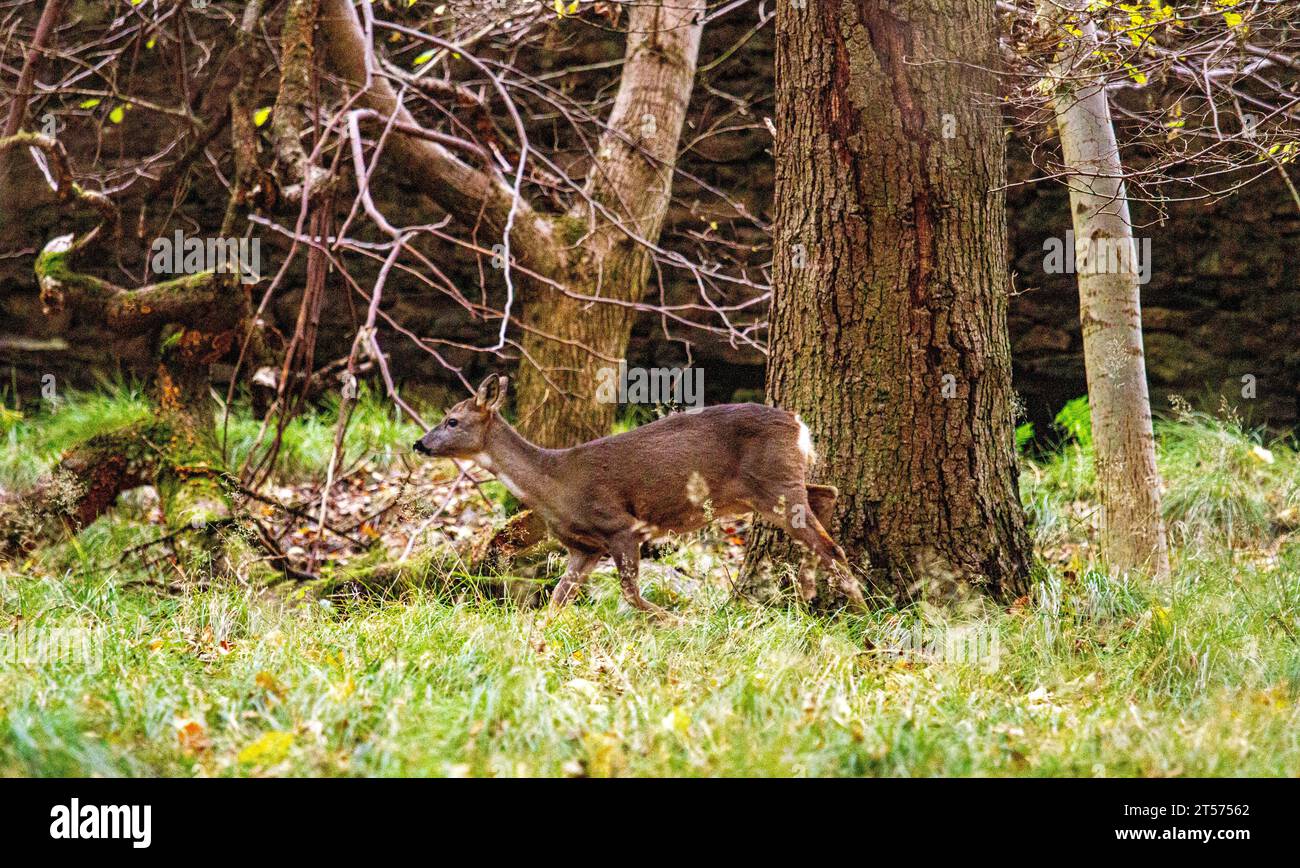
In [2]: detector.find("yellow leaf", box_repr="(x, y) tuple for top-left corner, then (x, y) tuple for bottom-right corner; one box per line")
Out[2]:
(109, 105), (125, 124)
(581, 730), (623, 777)
(253, 106), (272, 127)
(238, 731), (294, 765)
(255, 670), (287, 698)
(1151, 605), (1172, 631)
(412, 49), (435, 66)
(330, 676), (356, 702)
(79, 98), (101, 109)
(1223, 11), (1243, 27)
(660, 706), (690, 737)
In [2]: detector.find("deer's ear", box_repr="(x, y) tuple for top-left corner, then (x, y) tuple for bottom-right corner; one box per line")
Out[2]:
(474, 374), (497, 408)
(488, 375), (508, 412)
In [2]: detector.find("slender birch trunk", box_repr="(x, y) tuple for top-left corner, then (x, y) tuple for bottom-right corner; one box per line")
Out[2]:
(1036, 1), (1170, 579)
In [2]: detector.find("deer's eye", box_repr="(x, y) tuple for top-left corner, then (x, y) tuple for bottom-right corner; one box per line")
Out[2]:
(446, 418), (459, 428)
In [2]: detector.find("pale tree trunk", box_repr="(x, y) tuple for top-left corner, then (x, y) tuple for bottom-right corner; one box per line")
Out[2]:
(514, 0), (705, 447)
(1036, 1), (1170, 579)
(742, 0), (1032, 605)
(321, 0), (704, 567)
(322, 0), (703, 449)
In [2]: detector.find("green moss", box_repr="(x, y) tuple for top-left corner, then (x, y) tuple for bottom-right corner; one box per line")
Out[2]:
(33, 245), (114, 301)
(554, 214), (589, 247)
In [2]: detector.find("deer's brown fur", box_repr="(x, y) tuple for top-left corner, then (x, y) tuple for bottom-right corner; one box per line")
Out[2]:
(414, 375), (866, 617)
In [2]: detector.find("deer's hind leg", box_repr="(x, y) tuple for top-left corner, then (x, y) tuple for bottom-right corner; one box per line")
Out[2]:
(754, 486), (866, 611)
(804, 483), (838, 531)
(786, 512), (866, 611)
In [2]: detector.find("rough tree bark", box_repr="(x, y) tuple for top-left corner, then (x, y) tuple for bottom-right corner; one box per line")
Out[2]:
(741, 0), (1032, 605)
(513, 0), (705, 447)
(1035, 0), (1170, 579)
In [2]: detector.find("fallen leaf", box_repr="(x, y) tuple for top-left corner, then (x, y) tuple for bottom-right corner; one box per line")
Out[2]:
(255, 671), (287, 699)
(174, 716), (210, 754)
(238, 731), (294, 766)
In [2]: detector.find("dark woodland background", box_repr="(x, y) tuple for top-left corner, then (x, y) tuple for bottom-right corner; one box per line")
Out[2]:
(2, 8), (1296, 433)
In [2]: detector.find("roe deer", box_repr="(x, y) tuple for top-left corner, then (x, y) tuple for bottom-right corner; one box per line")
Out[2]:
(413, 375), (867, 617)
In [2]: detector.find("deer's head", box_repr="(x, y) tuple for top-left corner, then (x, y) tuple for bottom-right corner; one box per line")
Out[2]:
(413, 375), (507, 459)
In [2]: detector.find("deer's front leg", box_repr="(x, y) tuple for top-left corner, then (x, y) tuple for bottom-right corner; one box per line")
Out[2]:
(609, 531), (676, 621)
(550, 548), (601, 609)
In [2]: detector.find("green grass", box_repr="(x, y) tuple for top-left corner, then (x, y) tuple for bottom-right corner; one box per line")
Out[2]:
(220, 384), (423, 479)
(1157, 408), (1299, 549)
(1, 383), (153, 489)
(1, 382), (423, 488)
(1, 393), (1299, 776)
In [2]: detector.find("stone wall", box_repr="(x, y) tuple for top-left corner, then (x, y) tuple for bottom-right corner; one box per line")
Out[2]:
(1006, 148), (1300, 432)
(3, 11), (1296, 432)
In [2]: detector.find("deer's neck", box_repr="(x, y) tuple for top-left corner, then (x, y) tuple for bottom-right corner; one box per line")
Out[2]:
(475, 416), (556, 506)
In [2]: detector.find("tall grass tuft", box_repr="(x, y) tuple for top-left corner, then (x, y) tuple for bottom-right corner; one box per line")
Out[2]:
(1157, 402), (1297, 550)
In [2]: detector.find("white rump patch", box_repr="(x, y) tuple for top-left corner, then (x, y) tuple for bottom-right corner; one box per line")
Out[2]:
(796, 416), (817, 465)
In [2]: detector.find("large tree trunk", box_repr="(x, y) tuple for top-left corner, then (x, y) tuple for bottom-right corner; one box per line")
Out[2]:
(513, 0), (705, 447)
(1036, 1), (1170, 579)
(741, 0), (1032, 604)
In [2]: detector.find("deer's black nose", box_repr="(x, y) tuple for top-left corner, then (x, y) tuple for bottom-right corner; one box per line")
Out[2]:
(412, 440), (431, 455)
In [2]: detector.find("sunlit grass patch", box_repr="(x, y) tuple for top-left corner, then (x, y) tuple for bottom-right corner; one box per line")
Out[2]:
(0, 382), (152, 489)
(2, 392), (1300, 776)
(1157, 407), (1298, 550)
(0, 382), (423, 492)
(220, 383), (424, 480)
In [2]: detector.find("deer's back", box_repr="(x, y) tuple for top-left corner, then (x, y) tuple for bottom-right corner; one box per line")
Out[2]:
(557, 404), (809, 533)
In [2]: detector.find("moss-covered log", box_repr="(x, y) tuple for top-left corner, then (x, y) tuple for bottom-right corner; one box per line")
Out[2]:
(0, 409), (232, 563)
(2, 238), (246, 570)
(0, 427), (155, 556)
